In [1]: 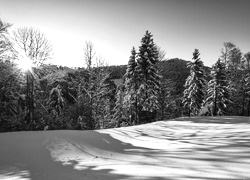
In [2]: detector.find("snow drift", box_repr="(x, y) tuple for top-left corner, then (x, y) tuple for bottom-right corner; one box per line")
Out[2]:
(1, 116), (250, 180)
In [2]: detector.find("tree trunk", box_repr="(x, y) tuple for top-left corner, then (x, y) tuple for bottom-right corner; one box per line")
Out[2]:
(161, 103), (164, 120)
(242, 95), (245, 116)
(30, 75), (34, 124)
(26, 74), (30, 124)
(90, 96), (94, 130)
(135, 96), (138, 125)
(213, 87), (218, 116)
(248, 100), (250, 116)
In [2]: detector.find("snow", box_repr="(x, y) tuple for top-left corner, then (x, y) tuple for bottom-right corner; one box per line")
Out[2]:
(1, 116), (250, 180)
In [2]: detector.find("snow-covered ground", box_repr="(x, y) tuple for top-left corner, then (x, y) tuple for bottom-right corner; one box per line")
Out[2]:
(1, 116), (250, 180)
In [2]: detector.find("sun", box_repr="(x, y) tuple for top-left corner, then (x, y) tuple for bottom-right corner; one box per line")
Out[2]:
(17, 56), (33, 72)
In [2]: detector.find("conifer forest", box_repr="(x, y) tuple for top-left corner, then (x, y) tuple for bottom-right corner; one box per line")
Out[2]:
(1, 19), (250, 132)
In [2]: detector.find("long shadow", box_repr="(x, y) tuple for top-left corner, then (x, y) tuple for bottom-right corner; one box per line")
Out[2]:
(113, 116), (250, 179)
(1, 116), (250, 179)
(0, 130), (169, 180)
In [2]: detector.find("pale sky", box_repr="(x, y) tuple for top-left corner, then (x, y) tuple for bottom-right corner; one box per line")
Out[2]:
(0, 0), (250, 67)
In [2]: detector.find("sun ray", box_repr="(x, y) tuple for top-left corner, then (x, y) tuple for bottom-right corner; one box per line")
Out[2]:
(17, 56), (34, 72)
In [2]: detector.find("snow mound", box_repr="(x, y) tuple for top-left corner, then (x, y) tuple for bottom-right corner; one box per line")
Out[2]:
(1, 116), (250, 180)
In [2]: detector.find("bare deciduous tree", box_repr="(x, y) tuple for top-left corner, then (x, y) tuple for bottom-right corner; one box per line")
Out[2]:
(157, 46), (166, 61)
(13, 27), (53, 67)
(83, 41), (112, 129)
(0, 19), (11, 38)
(84, 41), (95, 70)
(0, 19), (14, 60)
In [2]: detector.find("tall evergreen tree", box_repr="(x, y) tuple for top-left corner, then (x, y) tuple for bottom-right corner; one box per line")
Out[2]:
(206, 59), (231, 116)
(182, 49), (207, 116)
(136, 30), (161, 123)
(123, 47), (138, 124)
(124, 47), (137, 90)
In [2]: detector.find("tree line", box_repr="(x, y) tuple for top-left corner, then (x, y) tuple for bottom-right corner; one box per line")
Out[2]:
(0, 18), (250, 132)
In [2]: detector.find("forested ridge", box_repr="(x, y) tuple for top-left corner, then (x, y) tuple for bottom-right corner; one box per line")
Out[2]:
(1, 19), (250, 132)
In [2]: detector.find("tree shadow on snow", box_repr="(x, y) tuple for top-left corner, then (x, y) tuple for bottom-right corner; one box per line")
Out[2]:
(1, 116), (250, 179)
(0, 130), (168, 180)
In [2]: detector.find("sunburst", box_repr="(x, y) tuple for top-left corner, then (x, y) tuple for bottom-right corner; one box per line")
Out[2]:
(17, 56), (34, 72)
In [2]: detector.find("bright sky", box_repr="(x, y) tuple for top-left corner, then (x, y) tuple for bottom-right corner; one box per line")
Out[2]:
(0, 0), (250, 67)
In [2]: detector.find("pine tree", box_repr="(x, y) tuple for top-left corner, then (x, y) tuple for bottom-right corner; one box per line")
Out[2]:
(136, 31), (161, 122)
(206, 59), (231, 116)
(123, 47), (138, 124)
(124, 47), (137, 90)
(182, 49), (207, 116)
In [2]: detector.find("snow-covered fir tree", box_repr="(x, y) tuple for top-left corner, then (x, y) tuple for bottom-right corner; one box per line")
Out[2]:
(136, 30), (161, 122)
(206, 59), (231, 116)
(123, 47), (139, 124)
(112, 85), (126, 127)
(182, 49), (207, 116)
(48, 84), (64, 116)
(47, 84), (65, 129)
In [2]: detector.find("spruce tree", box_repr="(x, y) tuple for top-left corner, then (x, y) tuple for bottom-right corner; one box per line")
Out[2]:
(136, 31), (161, 122)
(124, 47), (137, 90)
(206, 59), (231, 116)
(123, 47), (138, 124)
(182, 49), (207, 116)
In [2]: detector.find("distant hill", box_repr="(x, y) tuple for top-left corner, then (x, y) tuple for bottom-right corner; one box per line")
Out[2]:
(45, 58), (209, 96)
(109, 58), (191, 95)
(159, 58), (190, 95)
(109, 58), (211, 95)
(109, 65), (127, 79)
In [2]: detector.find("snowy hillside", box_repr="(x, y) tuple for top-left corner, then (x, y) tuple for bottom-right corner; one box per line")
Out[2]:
(1, 116), (250, 180)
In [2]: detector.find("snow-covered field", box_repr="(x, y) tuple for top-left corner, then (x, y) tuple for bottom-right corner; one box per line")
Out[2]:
(0, 116), (250, 180)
